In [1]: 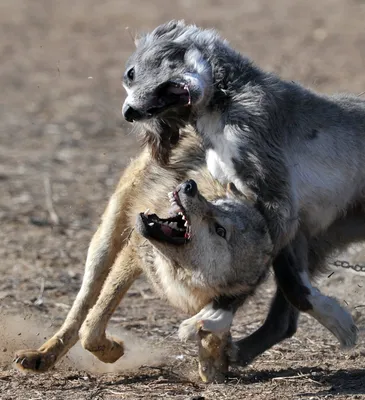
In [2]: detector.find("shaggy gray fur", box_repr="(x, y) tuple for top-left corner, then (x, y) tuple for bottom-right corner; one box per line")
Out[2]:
(122, 20), (365, 365)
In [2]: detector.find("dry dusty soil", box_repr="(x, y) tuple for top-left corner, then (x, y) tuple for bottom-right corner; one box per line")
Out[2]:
(1, 0), (365, 399)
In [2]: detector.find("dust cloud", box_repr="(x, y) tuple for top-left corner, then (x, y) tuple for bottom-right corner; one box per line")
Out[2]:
(0, 313), (167, 374)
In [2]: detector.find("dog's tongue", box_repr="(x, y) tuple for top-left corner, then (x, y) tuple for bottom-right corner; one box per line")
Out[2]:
(161, 225), (173, 236)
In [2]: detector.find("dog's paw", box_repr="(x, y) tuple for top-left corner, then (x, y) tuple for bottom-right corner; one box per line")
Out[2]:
(329, 306), (358, 349)
(308, 294), (358, 348)
(178, 303), (233, 342)
(13, 350), (57, 373)
(179, 317), (200, 342)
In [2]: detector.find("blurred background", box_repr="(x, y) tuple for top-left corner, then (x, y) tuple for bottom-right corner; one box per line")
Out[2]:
(1, 1), (365, 398)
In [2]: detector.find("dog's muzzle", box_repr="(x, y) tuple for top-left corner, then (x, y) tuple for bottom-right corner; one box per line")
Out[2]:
(181, 179), (197, 197)
(123, 103), (146, 122)
(122, 81), (191, 123)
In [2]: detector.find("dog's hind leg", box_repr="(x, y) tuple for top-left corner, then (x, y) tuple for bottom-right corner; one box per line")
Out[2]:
(79, 242), (142, 363)
(13, 154), (149, 373)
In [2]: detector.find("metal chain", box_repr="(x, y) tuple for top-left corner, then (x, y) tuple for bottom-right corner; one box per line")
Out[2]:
(331, 259), (365, 273)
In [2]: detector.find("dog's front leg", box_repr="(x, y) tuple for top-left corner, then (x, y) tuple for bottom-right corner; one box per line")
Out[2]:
(232, 257), (358, 367)
(178, 295), (246, 342)
(13, 154), (149, 373)
(13, 193), (131, 373)
(79, 242), (142, 363)
(232, 232), (357, 367)
(197, 329), (231, 383)
(231, 288), (299, 366)
(178, 297), (244, 383)
(273, 233), (358, 348)
(250, 160), (356, 345)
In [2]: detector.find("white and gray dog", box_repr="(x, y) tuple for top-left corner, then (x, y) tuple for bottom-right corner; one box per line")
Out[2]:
(121, 20), (364, 365)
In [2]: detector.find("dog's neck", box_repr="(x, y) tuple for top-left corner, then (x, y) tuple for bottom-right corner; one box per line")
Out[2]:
(204, 43), (265, 109)
(192, 44), (293, 144)
(190, 43), (293, 193)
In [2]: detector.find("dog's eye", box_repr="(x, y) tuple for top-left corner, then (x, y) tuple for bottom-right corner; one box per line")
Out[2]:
(127, 67), (135, 81)
(215, 224), (226, 239)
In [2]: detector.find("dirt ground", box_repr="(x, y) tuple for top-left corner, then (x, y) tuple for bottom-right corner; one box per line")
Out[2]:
(1, 0), (365, 399)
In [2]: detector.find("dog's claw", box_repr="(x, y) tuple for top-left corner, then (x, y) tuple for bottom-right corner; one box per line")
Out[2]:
(13, 350), (57, 373)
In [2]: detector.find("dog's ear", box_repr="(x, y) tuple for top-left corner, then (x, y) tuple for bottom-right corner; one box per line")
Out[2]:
(151, 20), (187, 41)
(226, 182), (256, 205)
(135, 21), (187, 49)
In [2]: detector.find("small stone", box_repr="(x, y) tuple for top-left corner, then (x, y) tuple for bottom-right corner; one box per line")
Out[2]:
(313, 28), (327, 41)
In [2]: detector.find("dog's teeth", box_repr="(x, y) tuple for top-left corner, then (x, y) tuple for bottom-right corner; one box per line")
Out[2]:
(178, 212), (183, 216)
(182, 215), (186, 220)
(170, 200), (177, 207)
(168, 191), (174, 198)
(184, 221), (188, 227)
(148, 222), (154, 227)
(144, 209), (150, 215)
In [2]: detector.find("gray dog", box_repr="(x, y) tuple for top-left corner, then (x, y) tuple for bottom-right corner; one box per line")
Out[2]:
(121, 20), (363, 365)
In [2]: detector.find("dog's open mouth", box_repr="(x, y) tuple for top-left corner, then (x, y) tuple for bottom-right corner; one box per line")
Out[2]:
(137, 191), (191, 245)
(147, 81), (191, 116)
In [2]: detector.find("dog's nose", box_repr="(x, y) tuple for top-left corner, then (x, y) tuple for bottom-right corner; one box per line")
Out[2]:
(123, 104), (143, 122)
(182, 180), (197, 197)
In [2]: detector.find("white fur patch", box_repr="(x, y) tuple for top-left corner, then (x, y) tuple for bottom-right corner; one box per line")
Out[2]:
(300, 272), (358, 348)
(184, 49), (209, 76)
(178, 302), (233, 342)
(199, 115), (246, 193)
(122, 84), (138, 111)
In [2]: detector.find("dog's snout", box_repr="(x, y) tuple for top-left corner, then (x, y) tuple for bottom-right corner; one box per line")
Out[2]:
(182, 180), (197, 197)
(123, 104), (143, 122)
